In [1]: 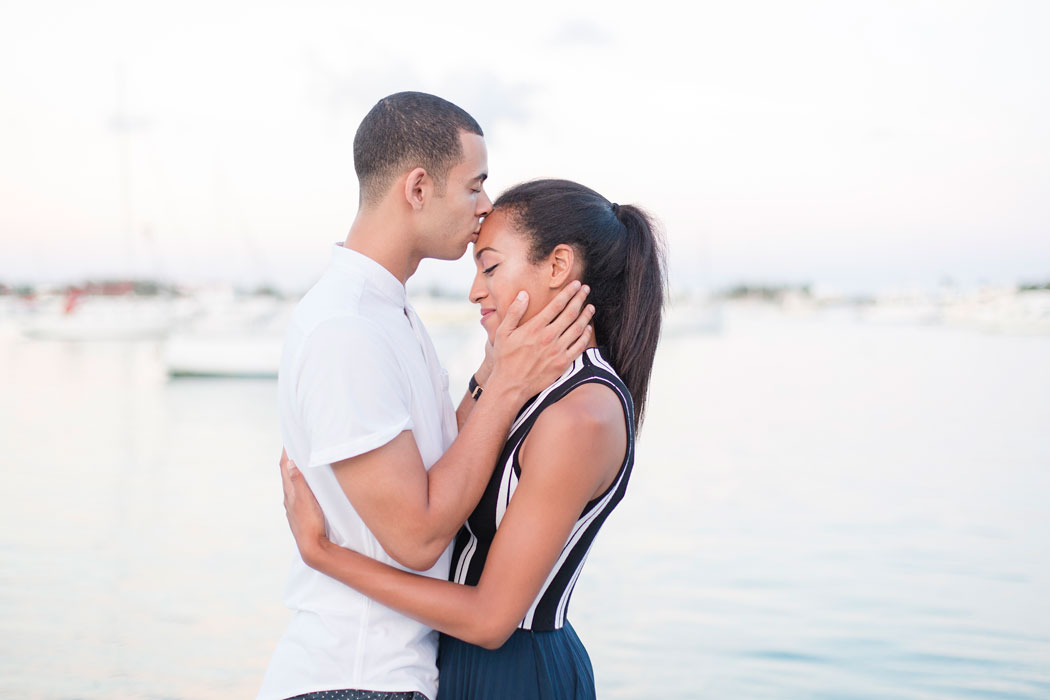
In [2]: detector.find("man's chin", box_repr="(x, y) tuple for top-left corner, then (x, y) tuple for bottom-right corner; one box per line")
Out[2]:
(451, 240), (473, 260)
(431, 245), (469, 262)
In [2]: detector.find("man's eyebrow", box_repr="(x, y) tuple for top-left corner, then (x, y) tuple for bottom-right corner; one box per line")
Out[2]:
(475, 246), (500, 260)
(473, 172), (488, 183)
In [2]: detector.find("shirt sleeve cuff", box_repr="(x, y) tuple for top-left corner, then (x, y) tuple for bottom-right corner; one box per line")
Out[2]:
(306, 417), (413, 468)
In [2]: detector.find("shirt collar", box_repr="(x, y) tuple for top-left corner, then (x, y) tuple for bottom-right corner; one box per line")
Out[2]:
(329, 243), (407, 307)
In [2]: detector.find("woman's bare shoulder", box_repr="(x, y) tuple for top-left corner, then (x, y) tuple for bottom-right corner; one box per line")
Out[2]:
(519, 381), (628, 493)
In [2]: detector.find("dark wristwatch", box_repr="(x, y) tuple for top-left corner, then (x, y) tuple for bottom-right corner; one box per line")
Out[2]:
(469, 374), (484, 401)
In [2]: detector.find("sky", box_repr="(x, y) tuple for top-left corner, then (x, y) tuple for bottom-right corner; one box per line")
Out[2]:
(0, 0), (1047, 296)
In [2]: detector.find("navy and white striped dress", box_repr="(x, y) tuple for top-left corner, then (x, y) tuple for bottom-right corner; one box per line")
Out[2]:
(437, 347), (635, 700)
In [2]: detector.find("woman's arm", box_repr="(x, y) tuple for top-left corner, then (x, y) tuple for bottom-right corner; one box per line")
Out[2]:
(282, 383), (627, 650)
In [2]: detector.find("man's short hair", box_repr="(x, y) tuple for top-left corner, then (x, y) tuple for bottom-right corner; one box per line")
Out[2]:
(353, 92), (484, 205)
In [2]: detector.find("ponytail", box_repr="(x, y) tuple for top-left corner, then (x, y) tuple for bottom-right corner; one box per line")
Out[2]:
(608, 203), (665, 428)
(492, 180), (667, 430)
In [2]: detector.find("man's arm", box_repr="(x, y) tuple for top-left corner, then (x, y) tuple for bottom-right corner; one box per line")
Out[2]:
(455, 341), (492, 431)
(333, 282), (594, 571)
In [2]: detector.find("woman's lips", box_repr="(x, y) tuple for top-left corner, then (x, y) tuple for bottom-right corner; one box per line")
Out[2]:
(480, 309), (495, 324)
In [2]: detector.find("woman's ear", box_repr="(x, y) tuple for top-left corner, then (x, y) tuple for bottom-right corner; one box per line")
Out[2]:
(548, 244), (576, 288)
(403, 167), (429, 211)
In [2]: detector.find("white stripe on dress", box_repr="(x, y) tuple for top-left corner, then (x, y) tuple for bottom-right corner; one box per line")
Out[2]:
(556, 549), (592, 628)
(453, 521), (477, 584)
(508, 356), (586, 435)
(520, 455), (626, 628)
(494, 451), (519, 527)
(588, 347), (617, 375)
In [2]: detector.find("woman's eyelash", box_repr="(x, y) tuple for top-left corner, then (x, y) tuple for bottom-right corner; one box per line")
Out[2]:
(483, 264), (499, 275)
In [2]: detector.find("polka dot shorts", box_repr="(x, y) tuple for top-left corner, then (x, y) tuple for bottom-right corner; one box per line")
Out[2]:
(287, 691), (429, 700)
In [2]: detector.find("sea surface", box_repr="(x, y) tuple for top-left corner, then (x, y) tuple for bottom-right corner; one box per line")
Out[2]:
(1, 303), (1048, 699)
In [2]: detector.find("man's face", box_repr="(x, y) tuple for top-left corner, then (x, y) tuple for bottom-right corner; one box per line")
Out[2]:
(425, 132), (491, 260)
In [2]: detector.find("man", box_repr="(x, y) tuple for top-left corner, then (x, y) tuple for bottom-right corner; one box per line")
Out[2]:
(258, 92), (593, 700)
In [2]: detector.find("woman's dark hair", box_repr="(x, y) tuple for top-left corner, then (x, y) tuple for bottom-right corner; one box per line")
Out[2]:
(493, 179), (666, 429)
(354, 92), (483, 205)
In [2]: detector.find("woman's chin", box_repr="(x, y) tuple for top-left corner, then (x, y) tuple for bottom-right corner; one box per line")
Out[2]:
(480, 313), (498, 341)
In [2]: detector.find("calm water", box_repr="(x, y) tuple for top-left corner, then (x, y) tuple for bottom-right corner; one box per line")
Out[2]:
(1, 305), (1048, 699)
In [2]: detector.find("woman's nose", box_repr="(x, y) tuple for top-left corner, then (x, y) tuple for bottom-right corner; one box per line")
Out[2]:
(468, 275), (486, 304)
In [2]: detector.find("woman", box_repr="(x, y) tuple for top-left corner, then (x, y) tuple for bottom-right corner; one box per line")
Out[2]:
(281, 179), (665, 699)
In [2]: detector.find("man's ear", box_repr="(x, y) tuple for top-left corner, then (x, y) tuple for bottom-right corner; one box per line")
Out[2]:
(548, 244), (577, 288)
(403, 167), (429, 211)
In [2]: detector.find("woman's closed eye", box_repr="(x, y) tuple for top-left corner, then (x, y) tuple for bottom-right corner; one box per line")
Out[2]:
(483, 264), (499, 276)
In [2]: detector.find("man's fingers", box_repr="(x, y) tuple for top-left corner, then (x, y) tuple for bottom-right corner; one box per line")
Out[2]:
(280, 450), (305, 504)
(540, 284), (590, 339)
(560, 303), (595, 346)
(280, 456), (294, 507)
(565, 323), (594, 362)
(496, 291), (529, 335)
(529, 280), (584, 328)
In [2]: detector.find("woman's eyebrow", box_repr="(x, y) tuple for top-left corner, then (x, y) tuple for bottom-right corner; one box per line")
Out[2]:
(475, 246), (500, 260)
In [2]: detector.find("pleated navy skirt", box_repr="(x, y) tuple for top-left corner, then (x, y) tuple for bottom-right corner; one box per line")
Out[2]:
(436, 623), (595, 700)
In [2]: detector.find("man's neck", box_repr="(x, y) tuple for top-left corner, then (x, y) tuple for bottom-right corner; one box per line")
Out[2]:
(343, 208), (419, 286)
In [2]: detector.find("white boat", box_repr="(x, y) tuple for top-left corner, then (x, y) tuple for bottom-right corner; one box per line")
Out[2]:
(165, 333), (284, 377)
(942, 288), (1050, 335)
(21, 296), (175, 341)
(164, 297), (291, 378)
(858, 292), (943, 326)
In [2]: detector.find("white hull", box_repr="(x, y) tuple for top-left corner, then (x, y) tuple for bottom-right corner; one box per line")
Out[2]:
(21, 298), (175, 341)
(165, 333), (283, 377)
(164, 297), (292, 377)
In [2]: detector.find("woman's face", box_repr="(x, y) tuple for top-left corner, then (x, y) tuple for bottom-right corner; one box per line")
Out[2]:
(469, 209), (564, 343)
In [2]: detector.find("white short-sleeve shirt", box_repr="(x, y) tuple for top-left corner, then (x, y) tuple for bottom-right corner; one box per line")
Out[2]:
(258, 244), (458, 700)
